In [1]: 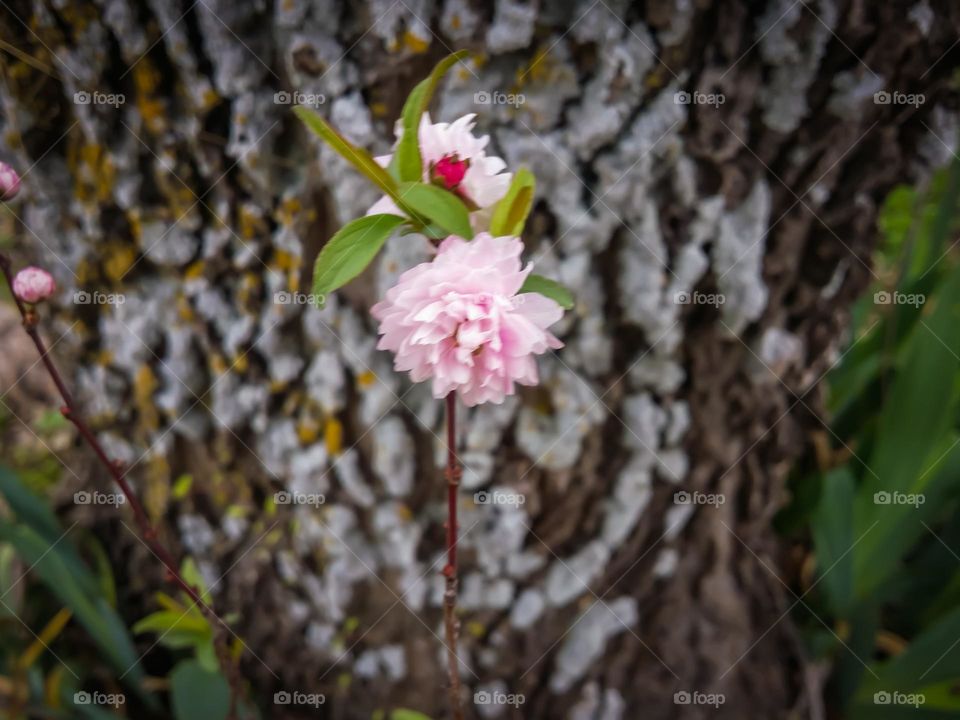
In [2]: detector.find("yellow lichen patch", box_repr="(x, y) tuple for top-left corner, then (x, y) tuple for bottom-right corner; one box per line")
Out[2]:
(274, 197), (302, 227)
(369, 101), (390, 119)
(450, 13), (462, 30)
(357, 370), (377, 389)
(144, 454), (171, 521)
(103, 244), (137, 282)
(75, 259), (96, 285)
(68, 142), (116, 205)
(177, 295), (195, 322)
(134, 364), (159, 432)
(273, 249), (297, 272)
(518, 46), (553, 85)
(238, 205), (267, 240)
(297, 417), (320, 445)
(58, 3), (97, 33)
(238, 271), (261, 305)
(210, 353), (228, 375)
(231, 353), (249, 374)
(396, 503), (413, 522)
(324, 416), (343, 456)
(132, 62), (166, 134)
(95, 349), (114, 366)
(402, 30), (430, 54)
(184, 260), (206, 280)
(198, 86), (220, 114)
(644, 68), (668, 91)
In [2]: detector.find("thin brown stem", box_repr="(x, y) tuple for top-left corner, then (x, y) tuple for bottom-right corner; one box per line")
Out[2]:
(442, 392), (464, 720)
(0, 254), (242, 717)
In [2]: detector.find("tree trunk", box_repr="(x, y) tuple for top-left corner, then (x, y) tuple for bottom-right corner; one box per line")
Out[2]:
(1, 0), (957, 718)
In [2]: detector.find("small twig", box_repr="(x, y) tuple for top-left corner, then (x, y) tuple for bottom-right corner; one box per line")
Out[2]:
(0, 253), (242, 717)
(442, 392), (464, 720)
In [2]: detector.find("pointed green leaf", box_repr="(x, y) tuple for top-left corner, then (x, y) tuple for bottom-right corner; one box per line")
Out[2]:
(312, 214), (405, 298)
(518, 273), (575, 310)
(490, 168), (536, 237)
(391, 51), (471, 182)
(171, 660), (230, 720)
(397, 182), (473, 239)
(294, 106), (402, 203)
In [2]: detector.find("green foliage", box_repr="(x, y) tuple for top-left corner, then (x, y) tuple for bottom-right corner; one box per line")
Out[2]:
(170, 659), (230, 720)
(310, 214), (406, 299)
(0, 466), (156, 710)
(786, 156), (960, 715)
(519, 273), (575, 310)
(490, 167), (535, 237)
(396, 182), (473, 239)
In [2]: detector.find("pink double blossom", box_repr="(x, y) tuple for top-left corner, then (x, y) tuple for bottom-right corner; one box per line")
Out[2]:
(372, 233), (563, 406)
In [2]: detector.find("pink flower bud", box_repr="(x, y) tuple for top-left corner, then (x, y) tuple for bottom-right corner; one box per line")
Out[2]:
(0, 162), (20, 200)
(12, 266), (56, 304)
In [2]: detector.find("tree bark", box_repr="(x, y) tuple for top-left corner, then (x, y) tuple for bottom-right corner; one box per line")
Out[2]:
(1, 0), (957, 718)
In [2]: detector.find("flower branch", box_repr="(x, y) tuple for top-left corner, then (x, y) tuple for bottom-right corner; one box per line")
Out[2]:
(0, 244), (244, 717)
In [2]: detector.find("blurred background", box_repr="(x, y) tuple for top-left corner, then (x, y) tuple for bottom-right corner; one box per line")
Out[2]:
(1, 1), (959, 718)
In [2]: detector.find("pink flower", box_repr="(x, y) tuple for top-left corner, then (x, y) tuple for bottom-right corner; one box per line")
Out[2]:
(0, 162), (20, 200)
(368, 113), (511, 227)
(12, 266), (56, 304)
(371, 233), (563, 406)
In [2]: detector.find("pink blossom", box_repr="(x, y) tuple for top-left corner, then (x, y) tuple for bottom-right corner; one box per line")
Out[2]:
(367, 113), (511, 228)
(12, 266), (56, 304)
(0, 162), (20, 200)
(371, 233), (563, 406)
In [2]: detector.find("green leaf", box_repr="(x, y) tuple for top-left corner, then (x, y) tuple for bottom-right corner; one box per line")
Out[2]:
(860, 606), (960, 695)
(294, 106), (404, 206)
(0, 521), (148, 692)
(490, 168), (536, 236)
(812, 466), (855, 616)
(518, 274), (575, 310)
(396, 182), (473, 239)
(134, 610), (210, 636)
(391, 51), (470, 182)
(391, 710), (434, 720)
(312, 214), (405, 297)
(171, 660), (230, 720)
